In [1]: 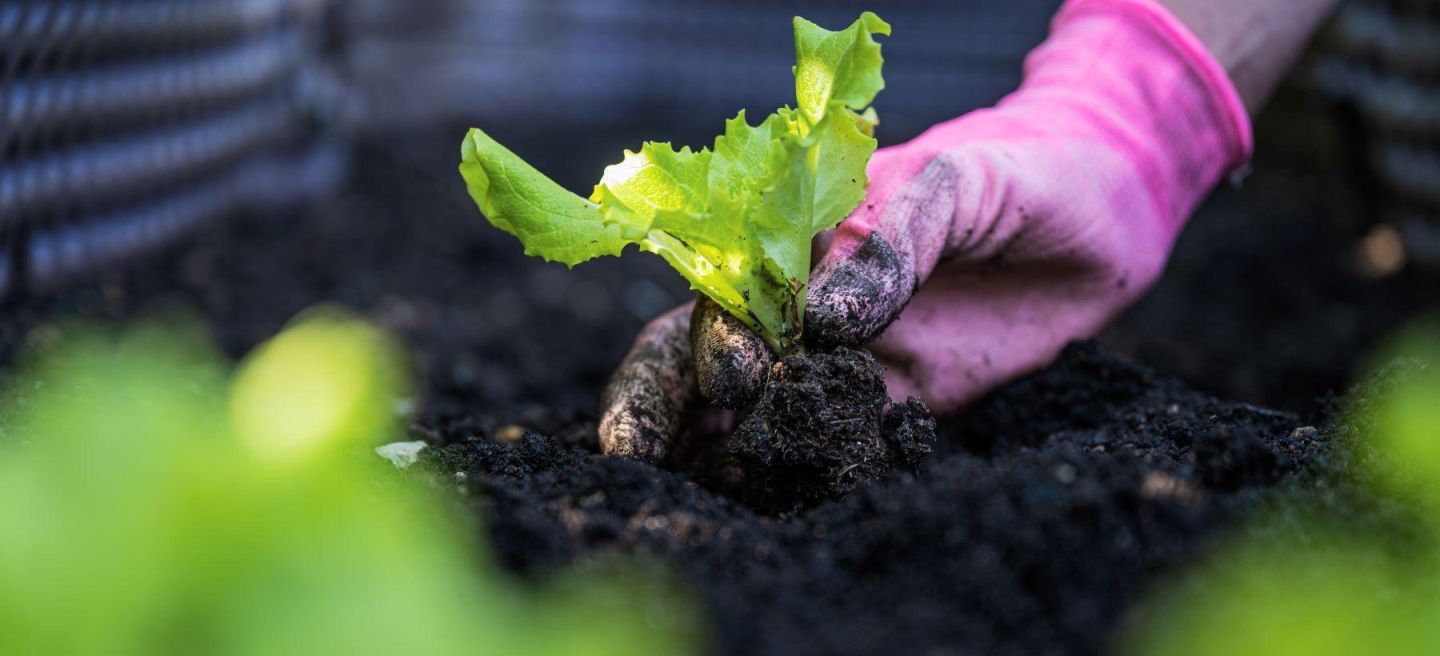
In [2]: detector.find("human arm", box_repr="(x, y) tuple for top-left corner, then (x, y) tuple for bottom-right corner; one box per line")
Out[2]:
(1160, 0), (1339, 113)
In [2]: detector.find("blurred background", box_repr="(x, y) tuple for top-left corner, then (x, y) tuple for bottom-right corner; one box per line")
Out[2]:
(0, 0), (1436, 425)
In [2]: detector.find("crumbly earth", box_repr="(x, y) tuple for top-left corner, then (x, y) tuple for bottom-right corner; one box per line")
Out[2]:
(422, 343), (1335, 656)
(720, 346), (934, 513)
(0, 129), (1434, 656)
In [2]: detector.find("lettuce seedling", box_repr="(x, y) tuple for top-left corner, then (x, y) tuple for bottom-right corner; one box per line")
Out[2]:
(460, 13), (890, 353)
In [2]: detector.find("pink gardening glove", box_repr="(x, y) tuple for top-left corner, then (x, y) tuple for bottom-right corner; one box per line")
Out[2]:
(600, 0), (1252, 462)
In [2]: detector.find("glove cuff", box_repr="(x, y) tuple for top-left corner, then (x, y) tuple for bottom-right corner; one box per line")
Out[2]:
(1008, 0), (1254, 227)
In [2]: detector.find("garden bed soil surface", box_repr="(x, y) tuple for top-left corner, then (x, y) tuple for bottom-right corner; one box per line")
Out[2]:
(1, 129), (1435, 655)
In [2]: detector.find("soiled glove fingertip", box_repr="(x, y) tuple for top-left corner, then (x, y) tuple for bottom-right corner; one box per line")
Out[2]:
(598, 404), (674, 463)
(691, 297), (773, 409)
(598, 306), (695, 462)
(806, 232), (916, 347)
(599, 383), (687, 463)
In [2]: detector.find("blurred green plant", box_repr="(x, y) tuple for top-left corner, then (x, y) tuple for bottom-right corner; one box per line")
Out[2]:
(0, 307), (699, 655)
(1357, 326), (1440, 515)
(1119, 323), (1440, 656)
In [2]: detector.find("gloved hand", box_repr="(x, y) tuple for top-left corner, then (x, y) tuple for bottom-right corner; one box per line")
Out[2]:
(599, 0), (1253, 462)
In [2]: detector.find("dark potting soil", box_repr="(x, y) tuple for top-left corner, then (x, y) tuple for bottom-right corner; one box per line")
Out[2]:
(696, 347), (936, 513)
(424, 342), (1333, 656)
(0, 127), (1433, 655)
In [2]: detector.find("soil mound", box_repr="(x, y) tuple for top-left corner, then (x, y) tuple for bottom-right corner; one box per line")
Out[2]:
(724, 347), (934, 512)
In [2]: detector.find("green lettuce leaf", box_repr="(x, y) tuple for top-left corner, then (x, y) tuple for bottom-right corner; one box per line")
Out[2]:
(793, 12), (890, 124)
(459, 130), (628, 266)
(459, 12), (890, 353)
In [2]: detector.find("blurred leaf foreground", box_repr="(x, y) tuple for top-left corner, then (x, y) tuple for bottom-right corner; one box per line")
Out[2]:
(0, 306), (700, 655)
(1122, 324), (1440, 656)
